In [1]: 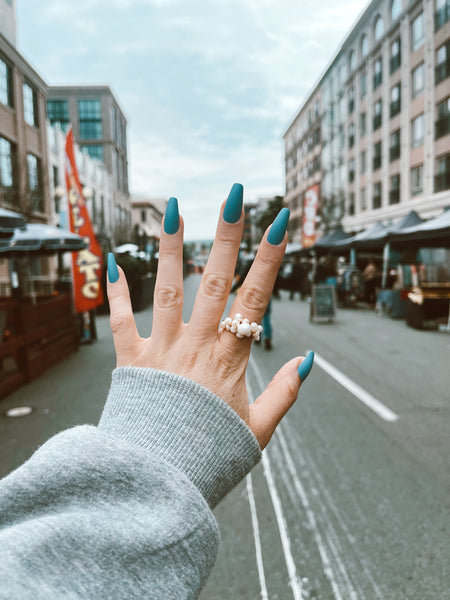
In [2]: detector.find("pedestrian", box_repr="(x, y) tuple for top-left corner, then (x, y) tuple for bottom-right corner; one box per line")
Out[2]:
(363, 259), (379, 309)
(289, 255), (306, 300)
(0, 184), (314, 599)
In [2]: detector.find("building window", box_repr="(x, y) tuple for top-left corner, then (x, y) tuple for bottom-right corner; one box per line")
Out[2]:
(81, 144), (104, 161)
(374, 57), (382, 89)
(389, 174), (400, 204)
(374, 16), (384, 42)
(349, 158), (355, 182)
(27, 153), (43, 212)
(348, 122), (355, 147)
(434, 0), (449, 31)
(47, 100), (70, 131)
(0, 57), (13, 107)
(360, 112), (367, 137)
(373, 99), (382, 130)
(391, 0), (401, 21)
(390, 84), (401, 117)
(411, 113), (424, 147)
(78, 99), (103, 139)
(411, 12), (425, 51)
(0, 136), (16, 204)
(141, 210), (146, 222)
(373, 181), (382, 209)
(361, 188), (367, 211)
(361, 34), (369, 58)
(360, 71), (367, 98)
(390, 129), (401, 161)
(436, 41), (450, 84)
(373, 141), (382, 170)
(348, 192), (355, 216)
(349, 50), (356, 72)
(348, 87), (355, 113)
(390, 38), (401, 73)
(411, 165), (424, 195)
(314, 127), (320, 146)
(314, 99), (320, 119)
(23, 82), (38, 127)
(436, 97), (450, 138)
(361, 150), (367, 173)
(412, 63), (425, 97)
(435, 154), (450, 191)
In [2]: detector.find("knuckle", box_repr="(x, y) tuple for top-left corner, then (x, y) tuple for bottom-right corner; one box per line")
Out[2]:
(202, 273), (229, 299)
(110, 312), (131, 335)
(240, 285), (267, 313)
(155, 284), (183, 310)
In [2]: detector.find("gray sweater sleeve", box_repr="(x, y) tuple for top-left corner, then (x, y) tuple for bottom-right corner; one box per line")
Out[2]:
(0, 367), (262, 600)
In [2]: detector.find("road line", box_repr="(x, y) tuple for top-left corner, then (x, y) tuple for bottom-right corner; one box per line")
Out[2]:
(246, 473), (269, 600)
(247, 367), (304, 600)
(312, 352), (399, 422)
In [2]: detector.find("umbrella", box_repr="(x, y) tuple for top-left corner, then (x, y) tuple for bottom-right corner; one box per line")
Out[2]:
(0, 207), (26, 237)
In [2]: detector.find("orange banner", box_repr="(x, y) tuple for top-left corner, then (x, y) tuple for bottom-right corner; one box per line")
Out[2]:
(65, 128), (104, 313)
(302, 184), (319, 248)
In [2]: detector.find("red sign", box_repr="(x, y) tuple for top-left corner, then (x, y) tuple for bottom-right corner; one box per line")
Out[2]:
(65, 128), (104, 313)
(302, 184), (319, 248)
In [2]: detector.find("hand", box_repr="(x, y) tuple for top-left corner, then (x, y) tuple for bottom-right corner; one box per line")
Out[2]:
(106, 184), (313, 449)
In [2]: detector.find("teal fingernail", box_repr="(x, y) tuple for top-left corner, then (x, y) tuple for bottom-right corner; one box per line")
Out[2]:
(223, 183), (243, 223)
(298, 351), (314, 382)
(164, 197), (179, 234)
(267, 207), (290, 245)
(107, 252), (119, 283)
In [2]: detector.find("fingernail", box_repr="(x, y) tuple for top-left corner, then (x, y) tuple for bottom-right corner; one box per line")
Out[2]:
(223, 183), (243, 224)
(164, 197), (179, 234)
(107, 252), (119, 283)
(298, 351), (314, 382)
(267, 207), (290, 245)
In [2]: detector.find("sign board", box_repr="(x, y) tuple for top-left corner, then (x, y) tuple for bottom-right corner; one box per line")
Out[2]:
(302, 184), (319, 248)
(310, 284), (336, 322)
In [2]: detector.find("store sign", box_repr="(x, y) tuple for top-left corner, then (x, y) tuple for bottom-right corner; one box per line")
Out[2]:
(302, 184), (319, 248)
(65, 128), (104, 313)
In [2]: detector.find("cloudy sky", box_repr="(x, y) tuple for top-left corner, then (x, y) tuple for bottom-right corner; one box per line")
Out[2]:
(17, 0), (367, 240)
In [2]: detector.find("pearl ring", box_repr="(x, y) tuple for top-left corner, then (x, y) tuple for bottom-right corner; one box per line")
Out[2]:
(218, 313), (263, 341)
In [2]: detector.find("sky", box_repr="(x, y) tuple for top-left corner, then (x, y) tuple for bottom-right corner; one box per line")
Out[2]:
(17, 0), (368, 240)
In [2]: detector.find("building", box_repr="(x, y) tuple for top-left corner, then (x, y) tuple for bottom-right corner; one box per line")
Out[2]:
(47, 85), (131, 245)
(131, 198), (166, 256)
(284, 0), (450, 243)
(0, 0), (17, 46)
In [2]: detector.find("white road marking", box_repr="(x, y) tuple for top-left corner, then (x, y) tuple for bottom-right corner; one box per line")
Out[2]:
(246, 473), (269, 600)
(312, 352), (399, 422)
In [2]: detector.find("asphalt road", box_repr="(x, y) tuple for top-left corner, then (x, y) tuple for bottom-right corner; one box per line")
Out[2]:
(1, 274), (449, 599)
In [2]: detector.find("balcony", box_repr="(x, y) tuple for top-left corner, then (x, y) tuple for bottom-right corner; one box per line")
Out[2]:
(373, 155), (382, 170)
(389, 189), (400, 204)
(390, 145), (400, 161)
(390, 54), (401, 74)
(435, 171), (450, 192)
(435, 59), (450, 85)
(390, 99), (401, 118)
(435, 4), (450, 31)
(435, 116), (450, 139)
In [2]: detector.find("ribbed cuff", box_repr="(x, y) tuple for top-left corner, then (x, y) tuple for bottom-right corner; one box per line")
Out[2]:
(98, 367), (261, 508)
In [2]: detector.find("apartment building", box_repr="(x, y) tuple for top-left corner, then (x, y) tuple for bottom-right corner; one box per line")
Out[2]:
(284, 0), (450, 242)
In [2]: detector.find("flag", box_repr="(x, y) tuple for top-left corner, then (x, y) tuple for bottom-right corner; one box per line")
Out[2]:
(302, 184), (319, 248)
(65, 128), (104, 313)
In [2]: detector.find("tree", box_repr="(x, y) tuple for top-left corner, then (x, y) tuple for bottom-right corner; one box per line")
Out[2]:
(256, 196), (284, 234)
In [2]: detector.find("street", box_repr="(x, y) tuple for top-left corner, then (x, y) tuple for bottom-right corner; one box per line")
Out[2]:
(1, 274), (449, 599)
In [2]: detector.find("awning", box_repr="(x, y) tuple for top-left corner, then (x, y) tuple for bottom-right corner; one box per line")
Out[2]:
(389, 208), (450, 247)
(0, 223), (86, 254)
(0, 208), (26, 236)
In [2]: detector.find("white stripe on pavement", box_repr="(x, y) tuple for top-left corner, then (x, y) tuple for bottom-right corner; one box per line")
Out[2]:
(246, 473), (269, 600)
(312, 352), (399, 422)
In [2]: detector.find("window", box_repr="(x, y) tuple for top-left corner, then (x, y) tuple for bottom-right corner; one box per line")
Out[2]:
(373, 99), (382, 130)
(374, 57), (382, 89)
(374, 16), (384, 42)
(361, 188), (367, 211)
(361, 150), (367, 173)
(389, 174), (400, 204)
(434, 0), (449, 31)
(390, 84), (401, 117)
(361, 34), (368, 58)
(411, 13), (424, 51)
(0, 136), (16, 204)
(348, 87), (355, 113)
(390, 38), (401, 73)
(349, 50), (356, 72)
(314, 127), (320, 146)
(411, 113), (424, 147)
(412, 63), (425, 97)
(360, 71), (367, 98)
(47, 100), (70, 131)
(436, 41), (450, 84)
(23, 82), (38, 127)
(349, 123), (355, 147)
(0, 56), (13, 107)
(360, 112), (367, 137)
(390, 129), (401, 161)
(78, 99), (103, 140)
(391, 0), (401, 21)
(373, 181), (382, 209)
(373, 141), (382, 170)
(81, 144), (104, 161)
(27, 153), (43, 212)
(435, 154), (450, 191)
(141, 210), (146, 223)
(349, 158), (355, 182)
(436, 97), (450, 138)
(411, 165), (423, 195)
(348, 193), (355, 216)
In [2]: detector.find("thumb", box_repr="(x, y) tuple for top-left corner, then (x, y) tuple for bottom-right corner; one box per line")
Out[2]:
(248, 352), (314, 449)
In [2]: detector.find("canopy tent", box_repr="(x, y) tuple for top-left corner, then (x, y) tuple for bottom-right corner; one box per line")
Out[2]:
(0, 223), (86, 255)
(313, 226), (352, 253)
(0, 207), (26, 237)
(329, 221), (387, 253)
(353, 211), (424, 250)
(389, 209), (450, 248)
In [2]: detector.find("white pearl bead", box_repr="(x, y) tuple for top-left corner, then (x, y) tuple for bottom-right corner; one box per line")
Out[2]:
(242, 318), (249, 324)
(234, 313), (242, 321)
(225, 317), (232, 326)
(258, 325), (263, 332)
(230, 325), (237, 333)
(236, 332), (243, 338)
(250, 322), (258, 333)
(238, 322), (252, 337)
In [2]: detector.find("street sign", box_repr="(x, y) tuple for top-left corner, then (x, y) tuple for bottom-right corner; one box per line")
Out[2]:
(310, 285), (336, 322)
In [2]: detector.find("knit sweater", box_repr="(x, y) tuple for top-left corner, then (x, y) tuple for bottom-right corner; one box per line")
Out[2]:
(0, 367), (262, 599)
